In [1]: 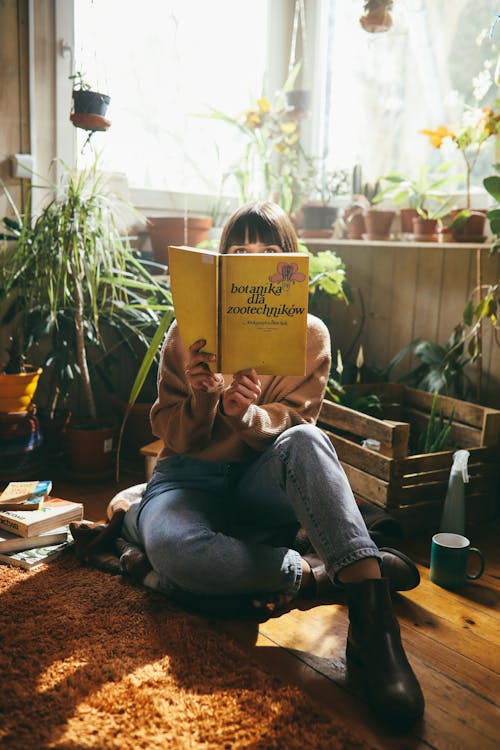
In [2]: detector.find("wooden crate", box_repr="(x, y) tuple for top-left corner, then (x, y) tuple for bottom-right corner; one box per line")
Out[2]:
(317, 384), (500, 534)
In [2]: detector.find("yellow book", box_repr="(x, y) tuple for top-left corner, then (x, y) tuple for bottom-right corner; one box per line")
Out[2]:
(168, 245), (309, 375)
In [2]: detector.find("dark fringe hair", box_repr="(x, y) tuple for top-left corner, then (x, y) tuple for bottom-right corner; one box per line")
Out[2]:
(219, 202), (299, 254)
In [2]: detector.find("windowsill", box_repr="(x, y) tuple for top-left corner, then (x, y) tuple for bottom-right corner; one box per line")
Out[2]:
(300, 237), (493, 250)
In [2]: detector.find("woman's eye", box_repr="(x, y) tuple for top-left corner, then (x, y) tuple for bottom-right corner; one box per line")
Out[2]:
(234, 248), (247, 254)
(264, 248), (277, 253)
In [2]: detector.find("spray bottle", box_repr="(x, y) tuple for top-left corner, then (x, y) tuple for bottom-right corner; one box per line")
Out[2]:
(439, 449), (470, 535)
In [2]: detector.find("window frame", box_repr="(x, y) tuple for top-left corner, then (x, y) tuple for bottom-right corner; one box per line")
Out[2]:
(54, 0), (301, 216)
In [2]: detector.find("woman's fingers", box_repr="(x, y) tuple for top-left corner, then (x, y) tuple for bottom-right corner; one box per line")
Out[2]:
(187, 339), (216, 369)
(185, 339), (222, 391)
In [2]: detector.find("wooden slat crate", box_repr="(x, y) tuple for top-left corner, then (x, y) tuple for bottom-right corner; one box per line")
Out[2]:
(318, 384), (500, 534)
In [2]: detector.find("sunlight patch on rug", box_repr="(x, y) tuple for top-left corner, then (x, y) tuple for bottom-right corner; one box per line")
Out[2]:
(0, 554), (374, 749)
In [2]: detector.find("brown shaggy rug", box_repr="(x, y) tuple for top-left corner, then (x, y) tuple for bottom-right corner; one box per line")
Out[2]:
(0, 552), (371, 750)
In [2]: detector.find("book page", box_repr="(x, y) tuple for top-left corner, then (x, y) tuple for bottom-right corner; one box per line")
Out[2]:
(219, 253), (309, 375)
(168, 245), (219, 368)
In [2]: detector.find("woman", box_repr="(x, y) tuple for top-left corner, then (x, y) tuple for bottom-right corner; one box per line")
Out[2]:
(73, 202), (424, 727)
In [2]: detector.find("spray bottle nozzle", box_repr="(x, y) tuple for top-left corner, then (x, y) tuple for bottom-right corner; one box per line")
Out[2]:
(453, 449), (470, 483)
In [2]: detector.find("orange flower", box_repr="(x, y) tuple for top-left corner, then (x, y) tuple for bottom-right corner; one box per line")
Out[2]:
(421, 125), (456, 148)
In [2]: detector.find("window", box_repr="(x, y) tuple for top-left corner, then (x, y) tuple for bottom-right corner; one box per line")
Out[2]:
(71, 0), (272, 207)
(314, 0), (499, 201)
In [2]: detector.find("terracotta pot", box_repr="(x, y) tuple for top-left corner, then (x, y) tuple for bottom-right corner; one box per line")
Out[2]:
(363, 209), (395, 240)
(412, 216), (437, 241)
(451, 210), (488, 243)
(400, 208), (419, 236)
(65, 424), (116, 474)
(345, 209), (366, 239)
(359, 9), (393, 33)
(148, 216), (212, 267)
(0, 367), (42, 414)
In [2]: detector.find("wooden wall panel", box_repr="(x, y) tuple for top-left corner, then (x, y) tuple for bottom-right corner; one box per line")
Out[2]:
(308, 241), (500, 408)
(0, 0), (29, 216)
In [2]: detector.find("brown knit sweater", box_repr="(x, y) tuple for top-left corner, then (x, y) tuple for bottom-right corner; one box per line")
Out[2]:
(150, 313), (332, 463)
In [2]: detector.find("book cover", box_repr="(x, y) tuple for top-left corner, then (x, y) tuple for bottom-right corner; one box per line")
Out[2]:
(0, 524), (70, 553)
(168, 245), (309, 375)
(0, 498), (84, 538)
(0, 480), (52, 510)
(0, 536), (73, 570)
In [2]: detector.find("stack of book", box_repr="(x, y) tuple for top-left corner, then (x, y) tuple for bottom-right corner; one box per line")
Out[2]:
(0, 481), (84, 569)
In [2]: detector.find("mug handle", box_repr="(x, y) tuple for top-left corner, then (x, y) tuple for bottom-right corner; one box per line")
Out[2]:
(466, 547), (485, 580)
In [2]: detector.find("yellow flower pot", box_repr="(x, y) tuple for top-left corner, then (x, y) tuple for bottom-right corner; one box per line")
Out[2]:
(0, 367), (42, 413)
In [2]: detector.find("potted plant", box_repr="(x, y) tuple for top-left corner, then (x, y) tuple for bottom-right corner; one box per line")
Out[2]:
(0, 160), (173, 475)
(375, 162), (459, 237)
(340, 182), (375, 239)
(422, 104), (500, 241)
(69, 71), (111, 134)
(300, 168), (351, 236)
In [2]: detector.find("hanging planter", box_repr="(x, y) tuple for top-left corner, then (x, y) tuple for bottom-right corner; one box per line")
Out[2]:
(69, 71), (111, 134)
(360, 0), (393, 33)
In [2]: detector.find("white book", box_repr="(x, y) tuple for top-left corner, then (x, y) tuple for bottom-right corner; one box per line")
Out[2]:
(0, 525), (71, 553)
(0, 497), (84, 538)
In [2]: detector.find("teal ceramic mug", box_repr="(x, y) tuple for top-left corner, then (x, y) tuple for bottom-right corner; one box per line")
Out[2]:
(430, 532), (485, 590)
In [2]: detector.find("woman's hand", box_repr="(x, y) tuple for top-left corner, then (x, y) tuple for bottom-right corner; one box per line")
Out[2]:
(185, 339), (223, 392)
(222, 368), (261, 417)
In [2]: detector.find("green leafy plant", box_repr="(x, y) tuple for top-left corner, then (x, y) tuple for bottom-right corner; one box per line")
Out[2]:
(374, 162), (459, 217)
(68, 70), (91, 91)
(415, 392), (455, 454)
(0, 161), (173, 425)
(394, 333), (473, 401)
(307, 249), (352, 303)
(484, 168), (500, 254)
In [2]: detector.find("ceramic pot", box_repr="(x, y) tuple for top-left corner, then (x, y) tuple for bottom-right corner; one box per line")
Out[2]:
(300, 204), (339, 232)
(148, 216), (212, 267)
(0, 367), (42, 414)
(285, 89), (311, 114)
(72, 89), (110, 116)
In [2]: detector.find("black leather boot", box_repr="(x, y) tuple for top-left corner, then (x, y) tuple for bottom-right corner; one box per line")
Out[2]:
(345, 577), (424, 727)
(303, 548), (420, 597)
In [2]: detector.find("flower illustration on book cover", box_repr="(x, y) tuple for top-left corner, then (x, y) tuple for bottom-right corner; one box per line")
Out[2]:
(269, 262), (306, 291)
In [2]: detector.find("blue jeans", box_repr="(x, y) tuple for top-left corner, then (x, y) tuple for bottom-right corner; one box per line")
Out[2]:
(122, 424), (379, 597)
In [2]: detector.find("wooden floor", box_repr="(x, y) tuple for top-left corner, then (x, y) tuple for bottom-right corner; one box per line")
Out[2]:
(53, 468), (500, 750)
